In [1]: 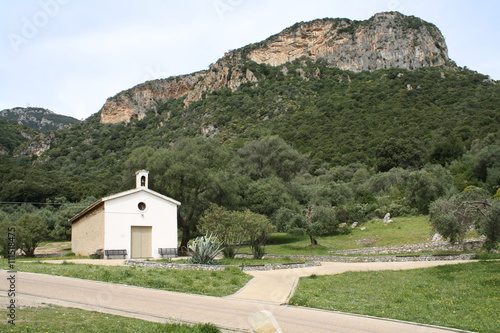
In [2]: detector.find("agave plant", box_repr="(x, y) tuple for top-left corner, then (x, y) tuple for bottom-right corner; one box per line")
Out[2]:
(188, 234), (224, 265)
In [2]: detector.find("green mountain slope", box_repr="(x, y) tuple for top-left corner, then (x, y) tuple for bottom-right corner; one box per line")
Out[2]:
(0, 107), (80, 132)
(0, 119), (39, 155)
(10, 64), (495, 202)
(150, 64), (499, 166)
(0, 13), (498, 203)
(0, 13), (499, 247)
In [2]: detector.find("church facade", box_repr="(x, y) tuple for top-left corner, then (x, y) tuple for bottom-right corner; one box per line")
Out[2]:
(70, 170), (180, 259)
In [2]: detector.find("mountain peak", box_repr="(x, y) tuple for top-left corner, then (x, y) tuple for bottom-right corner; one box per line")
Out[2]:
(233, 11), (450, 71)
(99, 12), (454, 124)
(0, 107), (80, 132)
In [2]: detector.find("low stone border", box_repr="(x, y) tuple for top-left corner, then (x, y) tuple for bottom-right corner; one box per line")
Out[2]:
(329, 239), (484, 256)
(125, 259), (321, 271)
(324, 253), (476, 262)
(239, 253), (477, 263)
(31, 253), (69, 258)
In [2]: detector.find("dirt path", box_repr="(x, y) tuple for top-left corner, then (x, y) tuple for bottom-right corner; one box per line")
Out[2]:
(227, 260), (475, 304)
(34, 241), (71, 255)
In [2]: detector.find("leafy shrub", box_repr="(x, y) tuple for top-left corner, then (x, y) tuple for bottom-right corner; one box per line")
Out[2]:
(89, 251), (100, 259)
(222, 245), (236, 259)
(250, 242), (266, 259)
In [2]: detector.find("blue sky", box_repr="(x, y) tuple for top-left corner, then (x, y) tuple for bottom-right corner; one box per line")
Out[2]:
(1, 0), (499, 119)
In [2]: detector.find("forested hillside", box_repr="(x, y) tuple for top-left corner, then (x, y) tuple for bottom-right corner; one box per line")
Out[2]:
(0, 120), (38, 155)
(0, 13), (499, 250)
(1, 65), (498, 245)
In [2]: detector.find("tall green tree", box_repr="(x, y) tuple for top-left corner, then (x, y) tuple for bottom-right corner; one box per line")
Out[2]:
(243, 176), (296, 217)
(474, 144), (500, 194)
(0, 211), (12, 257)
(15, 213), (49, 257)
(405, 164), (454, 214)
(429, 136), (465, 166)
(236, 135), (310, 181)
(429, 187), (498, 249)
(145, 137), (234, 250)
(375, 138), (426, 172)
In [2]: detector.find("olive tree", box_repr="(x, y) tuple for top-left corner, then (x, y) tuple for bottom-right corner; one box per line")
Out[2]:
(236, 135), (310, 182)
(375, 138), (425, 172)
(482, 201), (500, 250)
(405, 164), (454, 214)
(303, 205), (345, 246)
(15, 213), (50, 257)
(139, 137), (235, 250)
(243, 176), (296, 216)
(429, 187), (499, 249)
(198, 204), (275, 258)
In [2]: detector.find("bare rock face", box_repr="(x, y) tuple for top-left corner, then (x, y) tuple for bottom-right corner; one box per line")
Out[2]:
(0, 145), (9, 156)
(14, 132), (56, 157)
(99, 12), (452, 124)
(100, 71), (206, 124)
(244, 12), (450, 71)
(183, 57), (259, 107)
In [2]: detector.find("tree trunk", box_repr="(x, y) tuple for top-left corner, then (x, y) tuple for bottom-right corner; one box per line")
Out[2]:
(178, 213), (191, 253)
(179, 225), (190, 254)
(309, 234), (318, 246)
(305, 205), (318, 247)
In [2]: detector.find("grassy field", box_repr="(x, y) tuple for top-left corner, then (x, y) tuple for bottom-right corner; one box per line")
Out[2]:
(3, 215), (497, 332)
(0, 304), (220, 333)
(237, 215), (435, 255)
(29, 216), (470, 260)
(1, 262), (251, 297)
(289, 261), (500, 333)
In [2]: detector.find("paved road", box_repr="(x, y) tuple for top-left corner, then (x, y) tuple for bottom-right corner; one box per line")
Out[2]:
(1, 261), (473, 332)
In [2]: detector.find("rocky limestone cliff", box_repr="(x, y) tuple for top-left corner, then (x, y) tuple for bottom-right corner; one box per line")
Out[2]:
(14, 132), (56, 157)
(183, 56), (259, 107)
(99, 12), (453, 124)
(241, 12), (450, 71)
(100, 71), (206, 123)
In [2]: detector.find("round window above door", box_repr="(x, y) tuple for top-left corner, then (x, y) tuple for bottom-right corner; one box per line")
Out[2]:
(138, 202), (146, 211)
